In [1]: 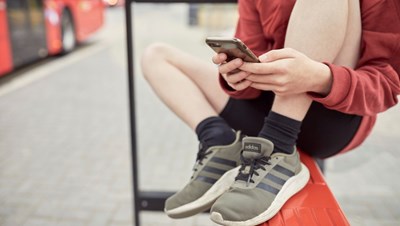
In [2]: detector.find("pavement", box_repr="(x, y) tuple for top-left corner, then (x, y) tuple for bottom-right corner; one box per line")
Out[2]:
(0, 4), (399, 226)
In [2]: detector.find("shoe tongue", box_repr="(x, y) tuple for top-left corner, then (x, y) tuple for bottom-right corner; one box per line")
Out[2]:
(242, 137), (274, 159)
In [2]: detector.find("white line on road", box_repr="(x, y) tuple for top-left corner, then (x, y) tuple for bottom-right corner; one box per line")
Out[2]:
(0, 38), (112, 97)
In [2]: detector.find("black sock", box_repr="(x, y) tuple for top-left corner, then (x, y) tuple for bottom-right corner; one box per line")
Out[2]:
(258, 111), (302, 154)
(195, 116), (236, 149)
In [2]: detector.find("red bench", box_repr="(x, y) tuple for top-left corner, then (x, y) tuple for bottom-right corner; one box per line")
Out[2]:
(258, 151), (350, 226)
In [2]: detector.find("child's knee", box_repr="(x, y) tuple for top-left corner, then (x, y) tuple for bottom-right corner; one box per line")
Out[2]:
(140, 42), (171, 78)
(141, 42), (171, 63)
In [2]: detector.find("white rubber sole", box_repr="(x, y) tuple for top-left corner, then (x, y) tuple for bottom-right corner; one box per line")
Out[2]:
(210, 163), (310, 226)
(165, 166), (240, 218)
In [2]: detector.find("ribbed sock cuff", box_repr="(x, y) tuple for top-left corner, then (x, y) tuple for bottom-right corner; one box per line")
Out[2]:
(258, 111), (302, 154)
(196, 116), (235, 148)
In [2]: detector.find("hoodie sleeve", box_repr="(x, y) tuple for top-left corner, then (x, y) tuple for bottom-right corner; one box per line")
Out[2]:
(309, 0), (400, 116)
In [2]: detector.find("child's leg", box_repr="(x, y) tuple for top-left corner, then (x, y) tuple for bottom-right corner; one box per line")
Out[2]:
(142, 45), (244, 219)
(210, 2), (363, 224)
(274, 0), (351, 121)
(260, 0), (361, 154)
(333, 0), (362, 68)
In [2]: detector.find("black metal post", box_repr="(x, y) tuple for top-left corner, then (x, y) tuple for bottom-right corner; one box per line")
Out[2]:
(124, 1), (141, 225)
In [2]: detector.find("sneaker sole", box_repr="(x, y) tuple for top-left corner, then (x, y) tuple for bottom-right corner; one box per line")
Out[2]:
(165, 166), (240, 219)
(210, 163), (310, 226)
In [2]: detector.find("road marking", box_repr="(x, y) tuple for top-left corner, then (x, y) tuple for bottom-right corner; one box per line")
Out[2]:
(0, 38), (113, 97)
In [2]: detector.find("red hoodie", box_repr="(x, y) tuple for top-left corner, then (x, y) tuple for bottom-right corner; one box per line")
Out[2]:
(219, 0), (400, 153)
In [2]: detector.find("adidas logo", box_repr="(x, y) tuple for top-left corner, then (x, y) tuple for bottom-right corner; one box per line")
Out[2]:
(244, 143), (261, 153)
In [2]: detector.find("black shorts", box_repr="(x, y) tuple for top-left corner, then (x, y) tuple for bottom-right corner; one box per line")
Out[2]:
(219, 92), (362, 158)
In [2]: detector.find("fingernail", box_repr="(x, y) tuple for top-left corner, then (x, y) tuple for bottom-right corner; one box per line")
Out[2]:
(259, 55), (267, 62)
(235, 58), (243, 65)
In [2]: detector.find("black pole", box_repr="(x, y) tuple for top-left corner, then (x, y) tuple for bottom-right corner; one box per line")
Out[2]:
(124, 1), (140, 226)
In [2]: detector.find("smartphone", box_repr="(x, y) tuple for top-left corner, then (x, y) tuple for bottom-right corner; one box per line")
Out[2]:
(205, 37), (260, 63)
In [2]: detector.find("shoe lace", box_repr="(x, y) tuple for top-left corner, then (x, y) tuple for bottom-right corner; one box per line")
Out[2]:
(235, 153), (271, 186)
(191, 141), (213, 179)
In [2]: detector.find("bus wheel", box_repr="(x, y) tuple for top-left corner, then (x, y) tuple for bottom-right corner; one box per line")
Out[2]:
(61, 10), (76, 54)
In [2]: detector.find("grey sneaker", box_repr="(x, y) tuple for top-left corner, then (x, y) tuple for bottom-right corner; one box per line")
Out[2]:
(210, 136), (310, 226)
(164, 131), (243, 218)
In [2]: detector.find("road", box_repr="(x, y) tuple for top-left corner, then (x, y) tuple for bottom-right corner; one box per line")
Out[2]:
(0, 4), (399, 226)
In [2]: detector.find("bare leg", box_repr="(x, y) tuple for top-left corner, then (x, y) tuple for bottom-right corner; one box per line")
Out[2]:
(141, 43), (229, 130)
(272, 0), (360, 121)
(333, 0), (362, 68)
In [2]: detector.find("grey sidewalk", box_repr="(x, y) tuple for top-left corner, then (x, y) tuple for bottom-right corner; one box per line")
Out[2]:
(0, 4), (399, 226)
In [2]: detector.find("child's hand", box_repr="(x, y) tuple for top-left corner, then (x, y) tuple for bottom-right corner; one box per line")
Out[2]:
(240, 48), (332, 96)
(212, 53), (252, 91)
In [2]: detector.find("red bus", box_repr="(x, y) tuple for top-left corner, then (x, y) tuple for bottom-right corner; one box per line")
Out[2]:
(0, 0), (104, 76)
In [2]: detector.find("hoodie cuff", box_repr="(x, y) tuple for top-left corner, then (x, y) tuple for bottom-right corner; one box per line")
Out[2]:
(308, 62), (352, 108)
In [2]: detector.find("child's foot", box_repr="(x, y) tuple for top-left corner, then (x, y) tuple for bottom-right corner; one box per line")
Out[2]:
(210, 136), (310, 225)
(164, 131), (243, 218)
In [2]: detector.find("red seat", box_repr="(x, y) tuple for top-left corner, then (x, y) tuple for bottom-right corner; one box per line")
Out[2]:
(258, 152), (350, 226)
